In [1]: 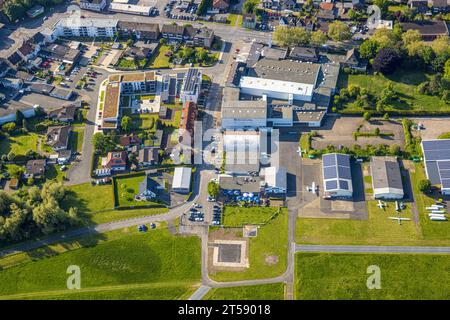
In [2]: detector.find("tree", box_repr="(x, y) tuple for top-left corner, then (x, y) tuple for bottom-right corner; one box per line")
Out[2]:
(311, 30), (327, 46)
(363, 112), (371, 122)
(242, 0), (258, 14)
(373, 48), (401, 75)
(9, 165), (23, 178)
(92, 132), (116, 154)
(373, 0), (390, 14)
(374, 127), (380, 136)
(273, 26), (311, 47)
(383, 113), (390, 120)
(419, 179), (432, 193)
(372, 28), (399, 49)
(121, 115), (132, 132)
(2, 122), (16, 133)
(360, 40), (379, 60)
(327, 21), (351, 42)
(402, 29), (422, 46)
(197, 0), (213, 15)
(389, 144), (401, 156)
(431, 36), (450, 56)
(15, 110), (24, 126)
(207, 181), (219, 197)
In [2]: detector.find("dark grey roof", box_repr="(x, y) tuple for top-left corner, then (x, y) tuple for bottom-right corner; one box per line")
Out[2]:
(422, 139), (450, 186)
(289, 47), (318, 61)
(181, 68), (200, 94)
(322, 153), (352, 192)
(249, 58), (320, 85)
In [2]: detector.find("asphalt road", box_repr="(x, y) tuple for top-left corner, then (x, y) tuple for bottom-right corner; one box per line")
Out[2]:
(188, 285), (211, 300)
(296, 244), (450, 254)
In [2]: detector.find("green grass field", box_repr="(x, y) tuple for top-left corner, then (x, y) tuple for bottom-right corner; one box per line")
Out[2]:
(296, 200), (428, 246)
(130, 114), (158, 132)
(203, 283), (285, 300)
(410, 163), (450, 241)
(222, 206), (280, 227)
(340, 70), (449, 112)
(148, 45), (171, 69)
(210, 208), (288, 282)
(0, 225), (201, 299)
(0, 132), (40, 155)
(63, 182), (167, 225)
(295, 253), (450, 300)
(69, 127), (84, 153)
(115, 174), (147, 207)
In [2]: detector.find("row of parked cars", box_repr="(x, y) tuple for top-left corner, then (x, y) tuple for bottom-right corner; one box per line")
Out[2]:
(212, 205), (221, 226)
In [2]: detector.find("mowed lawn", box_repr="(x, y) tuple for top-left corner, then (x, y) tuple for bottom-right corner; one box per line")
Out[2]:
(203, 283), (285, 300)
(210, 208), (288, 282)
(222, 206), (280, 227)
(148, 45), (171, 69)
(295, 199), (439, 246)
(410, 163), (450, 241)
(340, 70), (449, 112)
(69, 127), (84, 153)
(114, 174), (148, 207)
(63, 182), (167, 225)
(0, 225), (201, 299)
(295, 253), (450, 300)
(0, 132), (40, 155)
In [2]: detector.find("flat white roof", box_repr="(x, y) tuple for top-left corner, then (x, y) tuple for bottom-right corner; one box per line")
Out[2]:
(240, 76), (314, 97)
(109, 3), (152, 14)
(172, 167), (192, 190)
(57, 17), (118, 28)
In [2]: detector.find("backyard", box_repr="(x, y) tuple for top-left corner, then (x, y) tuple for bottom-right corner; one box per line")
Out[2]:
(295, 252), (450, 299)
(114, 174), (163, 208)
(339, 70), (449, 113)
(0, 224), (201, 300)
(0, 132), (41, 155)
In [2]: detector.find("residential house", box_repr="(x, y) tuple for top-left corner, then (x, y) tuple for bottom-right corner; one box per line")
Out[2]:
(340, 48), (368, 71)
(138, 147), (160, 166)
(117, 21), (160, 40)
(0, 58), (10, 78)
(429, 0), (449, 12)
(24, 159), (47, 179)
(79, 0), (107, 12)
(46, 126), (72, 151)
(242, 14), (257, 29)
(119, 134), (142, 150)
(46, 102), (81, 123)
(49, 87), (74, 100)
(57, 149), (72, 164)
(180, 101), (198, 138)
(288, 46), (319, 62)
(401, 20), (449, 41)
(104, 151), (128, 171)
(161, 24), (187, 42)
(408, 0), (430, 13)
(0, 78), (23, 90)
(213, 0), (230, 11)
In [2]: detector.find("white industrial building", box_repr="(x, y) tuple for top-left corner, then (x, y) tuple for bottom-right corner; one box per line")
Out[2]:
(108, 3), (152, 16)
(263, 166), (287, 195)
(54, 18), (118, 38)
(79, 0), (107, 12)
(223, 130), (262, 175)
(172, 167), (192, 194)
(370, 156), (404, 200)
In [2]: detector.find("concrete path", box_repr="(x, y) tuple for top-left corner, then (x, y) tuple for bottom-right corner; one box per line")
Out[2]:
(188, 285), (211, 300)
(296, 244), (450, 254)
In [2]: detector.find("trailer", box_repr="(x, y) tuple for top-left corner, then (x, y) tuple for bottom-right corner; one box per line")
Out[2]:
(430, 216), (448, 221)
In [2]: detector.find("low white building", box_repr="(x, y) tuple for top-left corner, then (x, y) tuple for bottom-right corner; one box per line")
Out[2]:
(54, 18), (118, 38)
(370, 156), (404, 200)
(108, 3), (152, 16)
(172, 167), (192, 194)
(263, 166), (287, 195)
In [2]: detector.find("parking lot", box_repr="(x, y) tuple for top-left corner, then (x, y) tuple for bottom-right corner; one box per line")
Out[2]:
(411, 117), (450, 140)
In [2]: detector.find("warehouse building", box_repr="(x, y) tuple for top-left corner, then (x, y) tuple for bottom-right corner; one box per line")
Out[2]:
(172, 167), (192, 194)
(421, 139), (450, 195)
(370, 156), (404, 200)
(322, 153), (353, 198)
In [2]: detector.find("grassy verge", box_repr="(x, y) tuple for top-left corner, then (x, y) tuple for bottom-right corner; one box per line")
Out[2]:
(69, 127), (84, 153)
(203, 283), (285, 300)
(295, 252), (450, 299)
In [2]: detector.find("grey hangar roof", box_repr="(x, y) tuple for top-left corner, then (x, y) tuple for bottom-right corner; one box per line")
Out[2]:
(322, 153), (352, 192)
(422, 139), (450, 189)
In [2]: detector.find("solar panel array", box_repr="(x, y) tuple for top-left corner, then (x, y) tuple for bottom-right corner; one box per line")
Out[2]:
(422, 140), (450, 189)
(322, 153), (352, 192)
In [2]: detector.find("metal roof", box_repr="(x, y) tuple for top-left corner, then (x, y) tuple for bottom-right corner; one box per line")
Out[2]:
(322, 153), (353, 193)
(422, 139), (450, 189)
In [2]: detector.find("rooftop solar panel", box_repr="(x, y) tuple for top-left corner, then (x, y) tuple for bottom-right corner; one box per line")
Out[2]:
(422, 140), (450, 151)
(336, 153), (350, 166)
(441, 179), (450, 189)
(322, 154), (336, 167)
(337, 165), (352, 180)
(439, 169), (450, 179)
(437, 161), (450, 170)
(323, 166), (337, 179)
(325, 180), (337, 190)
(339, 179), (349, 190)
(425, 161), (441, 185)
(423, 149), (450, 161)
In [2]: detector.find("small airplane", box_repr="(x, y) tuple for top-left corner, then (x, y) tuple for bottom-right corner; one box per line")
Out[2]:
(377, 200), (386, 209)
(297, 147), (302, 156)
(388, 216), (411, 225)
(306, 182), (319, 194)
